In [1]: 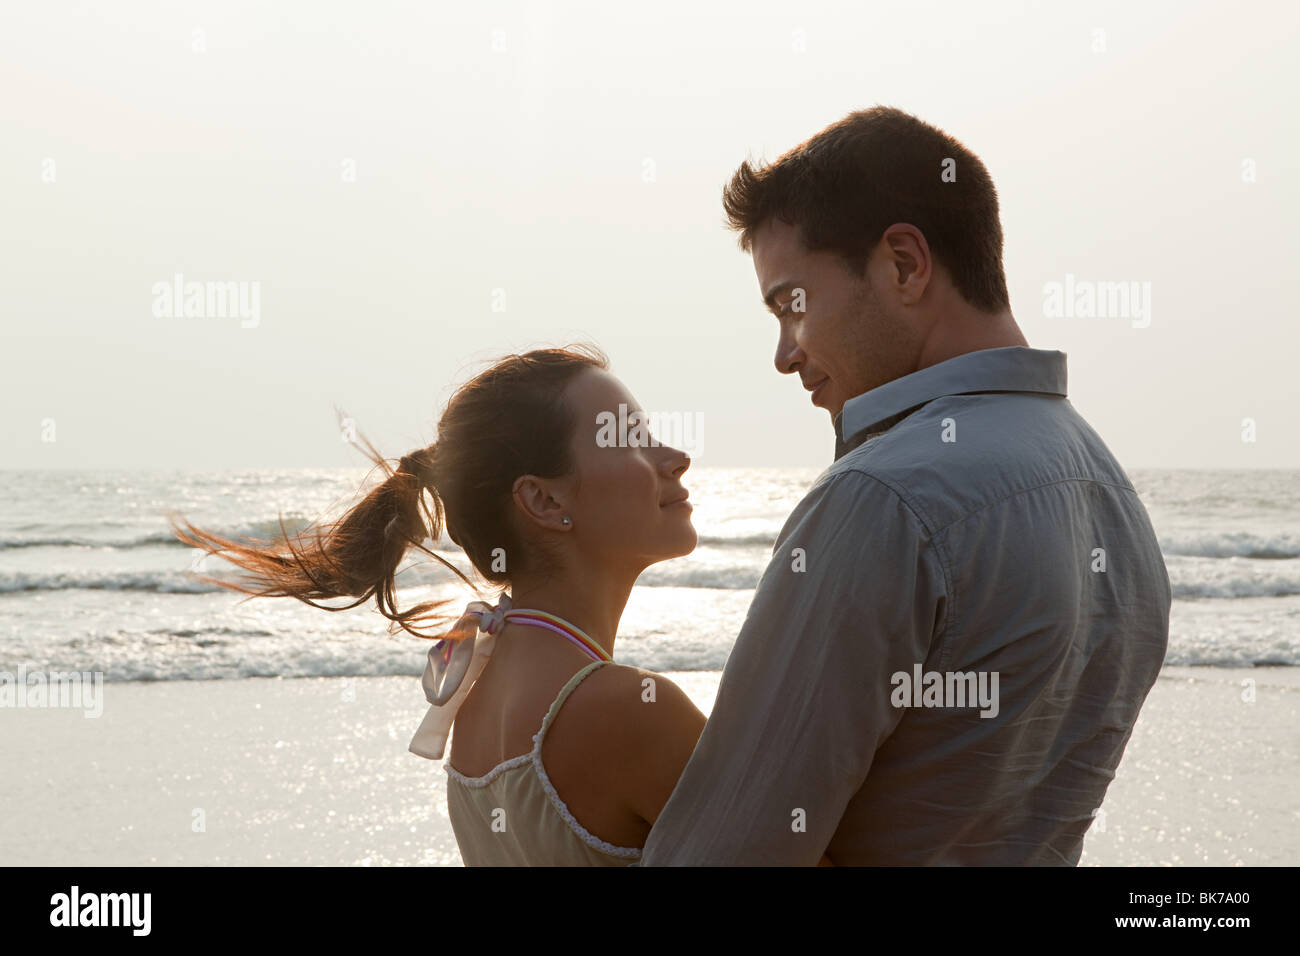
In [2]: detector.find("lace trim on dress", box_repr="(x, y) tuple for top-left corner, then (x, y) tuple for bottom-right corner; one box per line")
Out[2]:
(443, 753), (531, 788)
(443, 660), (642, 860)
(527, 732), (642, 860)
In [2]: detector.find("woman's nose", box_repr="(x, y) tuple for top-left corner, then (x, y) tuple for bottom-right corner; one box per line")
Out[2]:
(665, 447), (690, 476)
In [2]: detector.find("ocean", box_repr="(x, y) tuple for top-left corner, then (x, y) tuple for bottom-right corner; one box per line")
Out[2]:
(2, 467), (1298, 681)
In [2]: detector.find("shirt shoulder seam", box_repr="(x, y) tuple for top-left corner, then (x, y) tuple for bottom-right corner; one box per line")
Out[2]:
(926, 476), (1139, 538)
(815, 464), (940, 538)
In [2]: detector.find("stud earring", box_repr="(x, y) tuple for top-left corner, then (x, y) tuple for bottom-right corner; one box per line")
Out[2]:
(561, 517), (571, 526)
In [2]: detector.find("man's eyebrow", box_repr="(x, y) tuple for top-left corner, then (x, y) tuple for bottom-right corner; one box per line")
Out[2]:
(762, 280), (799, 311)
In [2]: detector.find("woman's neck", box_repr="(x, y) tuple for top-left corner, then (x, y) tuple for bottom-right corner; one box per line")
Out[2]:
(502, 564), (639, 660)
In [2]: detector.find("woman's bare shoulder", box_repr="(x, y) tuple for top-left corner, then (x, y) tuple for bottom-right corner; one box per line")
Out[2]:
(553, 660), (702, 749)
(581, 663), (704, 725)
(561, 662), (706, 762)
(565, 663), (706, 824)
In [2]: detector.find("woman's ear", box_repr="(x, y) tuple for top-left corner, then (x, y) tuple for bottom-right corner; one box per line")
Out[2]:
(511, 475), (571, 532)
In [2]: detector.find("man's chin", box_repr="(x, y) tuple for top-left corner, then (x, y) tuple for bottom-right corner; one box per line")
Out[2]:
(806, 379), (837, 413)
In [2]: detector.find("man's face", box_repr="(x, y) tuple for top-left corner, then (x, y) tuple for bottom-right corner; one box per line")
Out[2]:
(750, 217), (920, 419)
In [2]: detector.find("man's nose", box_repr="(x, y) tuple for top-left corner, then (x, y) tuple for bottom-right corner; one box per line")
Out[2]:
(774, 325), (803, 375)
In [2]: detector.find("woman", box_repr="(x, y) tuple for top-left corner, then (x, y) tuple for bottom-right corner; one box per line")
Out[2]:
(170, 345), (708, 865)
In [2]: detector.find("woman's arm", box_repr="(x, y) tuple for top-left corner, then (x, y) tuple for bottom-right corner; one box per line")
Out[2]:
(617, 668), (707, 827)
(596, 665), (836, 865)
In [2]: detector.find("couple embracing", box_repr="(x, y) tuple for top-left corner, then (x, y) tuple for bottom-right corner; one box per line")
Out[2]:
(175, 106), (1171, 866)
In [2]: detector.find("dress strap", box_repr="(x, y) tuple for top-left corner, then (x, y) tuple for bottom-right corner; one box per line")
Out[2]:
(532, 660), (610, 750)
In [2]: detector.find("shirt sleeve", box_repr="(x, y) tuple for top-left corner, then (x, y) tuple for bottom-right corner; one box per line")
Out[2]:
(639, 469), (947, 865)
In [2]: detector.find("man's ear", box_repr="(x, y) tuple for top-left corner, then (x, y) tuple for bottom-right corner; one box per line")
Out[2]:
(512, 475), (571, 532)
(880, 224), (932, 304)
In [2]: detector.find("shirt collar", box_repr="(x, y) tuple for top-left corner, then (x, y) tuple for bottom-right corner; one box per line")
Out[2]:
(832, 346), (1068, 460)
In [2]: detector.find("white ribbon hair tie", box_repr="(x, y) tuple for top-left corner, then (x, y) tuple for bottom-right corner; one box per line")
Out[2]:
(408, 594), (512, 761)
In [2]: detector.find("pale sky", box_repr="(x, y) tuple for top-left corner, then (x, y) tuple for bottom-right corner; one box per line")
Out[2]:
(3, 0), (1297, 471)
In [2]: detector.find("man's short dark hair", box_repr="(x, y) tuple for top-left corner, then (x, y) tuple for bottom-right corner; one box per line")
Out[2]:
(722, 106), (1011, 313)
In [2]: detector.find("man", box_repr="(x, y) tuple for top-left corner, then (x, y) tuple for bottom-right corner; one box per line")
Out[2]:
(639, 106), (1171, 865)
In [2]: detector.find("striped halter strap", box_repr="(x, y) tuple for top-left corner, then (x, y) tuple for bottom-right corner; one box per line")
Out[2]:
(407, 593), (612, 761)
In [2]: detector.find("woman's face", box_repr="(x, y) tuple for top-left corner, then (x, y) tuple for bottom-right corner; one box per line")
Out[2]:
(558, 368), (697, 571)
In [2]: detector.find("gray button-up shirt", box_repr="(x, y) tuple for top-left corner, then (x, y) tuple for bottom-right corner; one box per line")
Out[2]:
(639, 346), (1171, 865)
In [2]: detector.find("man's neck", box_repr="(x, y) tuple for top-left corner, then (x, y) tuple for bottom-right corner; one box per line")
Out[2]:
(915, 306), (1027, 372)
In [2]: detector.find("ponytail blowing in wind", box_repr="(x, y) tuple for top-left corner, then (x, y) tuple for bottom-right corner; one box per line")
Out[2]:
(168, 345), (609, 641)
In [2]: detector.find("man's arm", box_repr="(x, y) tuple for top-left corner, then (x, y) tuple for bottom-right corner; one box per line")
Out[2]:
(639, 470), (947, 865)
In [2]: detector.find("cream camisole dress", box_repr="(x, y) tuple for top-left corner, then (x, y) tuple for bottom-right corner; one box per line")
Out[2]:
(443, 660), (642, 866)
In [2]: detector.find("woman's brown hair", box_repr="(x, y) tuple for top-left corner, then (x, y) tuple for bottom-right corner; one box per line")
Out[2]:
(167, 345), (609, 641)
